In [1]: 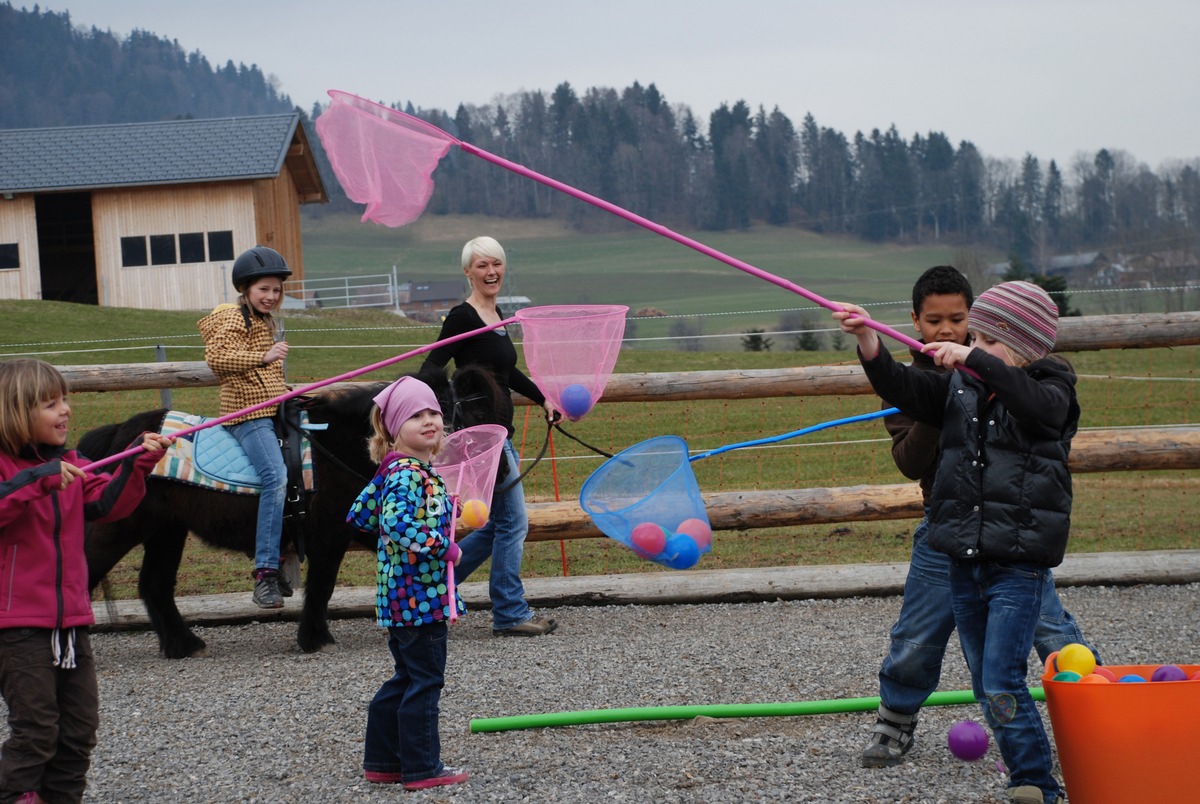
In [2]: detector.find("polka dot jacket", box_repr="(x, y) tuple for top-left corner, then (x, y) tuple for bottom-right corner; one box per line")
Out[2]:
(346, 451), (465, 627)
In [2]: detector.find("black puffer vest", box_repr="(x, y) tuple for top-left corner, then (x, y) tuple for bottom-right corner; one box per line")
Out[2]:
(926, 366), (1080, 567)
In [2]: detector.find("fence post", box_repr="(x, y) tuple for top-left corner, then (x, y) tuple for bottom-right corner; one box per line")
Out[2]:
(155, 345), (172, 409)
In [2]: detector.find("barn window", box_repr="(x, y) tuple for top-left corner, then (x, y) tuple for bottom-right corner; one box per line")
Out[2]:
(149, 234), (176, 265)
(179, 232), (206, 263)
(120, 236), (148, 267)
(0, 243), (18, 270)
(208, 230), (234, 261)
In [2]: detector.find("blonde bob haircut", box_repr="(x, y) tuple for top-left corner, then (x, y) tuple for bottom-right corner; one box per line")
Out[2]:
(0, 358), (69, 457)
(460, 236), (506, 271)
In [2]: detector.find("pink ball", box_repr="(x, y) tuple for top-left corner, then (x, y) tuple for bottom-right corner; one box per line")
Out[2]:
(1151, 664), (1187, 682)
(1190, 670), (1200, 682)
(629, 522), (667, 558)
(675, 517), (712, 551)
(947, 721), (989, 761)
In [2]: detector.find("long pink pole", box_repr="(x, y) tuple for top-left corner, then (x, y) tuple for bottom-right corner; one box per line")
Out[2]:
(79, 317), (517, 474)
(459, 142), (925, 353)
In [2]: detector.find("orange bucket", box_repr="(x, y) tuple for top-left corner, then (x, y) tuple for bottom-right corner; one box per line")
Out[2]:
(1042, 663), (1199, 804)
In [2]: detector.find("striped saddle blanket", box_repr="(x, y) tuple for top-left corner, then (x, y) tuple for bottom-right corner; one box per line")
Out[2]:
(151, 411), (316, 496)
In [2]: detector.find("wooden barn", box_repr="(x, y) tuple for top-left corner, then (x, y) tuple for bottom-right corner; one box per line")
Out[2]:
(0, 113), (327, 310)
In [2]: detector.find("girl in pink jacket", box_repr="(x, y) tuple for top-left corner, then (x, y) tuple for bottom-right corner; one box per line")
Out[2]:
(0, 359), (170, 804)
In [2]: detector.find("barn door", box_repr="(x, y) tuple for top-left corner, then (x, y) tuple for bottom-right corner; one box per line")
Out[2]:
(35, 192), (98, 305)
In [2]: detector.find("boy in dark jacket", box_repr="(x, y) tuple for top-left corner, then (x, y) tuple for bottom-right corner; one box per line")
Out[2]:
(861, 267), (1096, 770)
(836, 281), (1075, 804)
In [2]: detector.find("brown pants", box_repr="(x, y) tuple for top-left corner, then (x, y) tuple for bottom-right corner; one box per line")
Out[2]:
(0, 628), (98, 804)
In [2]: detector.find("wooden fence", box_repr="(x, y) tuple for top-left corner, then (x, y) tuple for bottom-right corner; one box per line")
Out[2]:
(58, 310), (1200, 543)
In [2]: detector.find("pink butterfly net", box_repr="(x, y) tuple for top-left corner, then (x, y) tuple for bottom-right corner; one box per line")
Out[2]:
(515, 305), (628, 421)
(434, 424), (509, 526)
(314, 90), (457, 227)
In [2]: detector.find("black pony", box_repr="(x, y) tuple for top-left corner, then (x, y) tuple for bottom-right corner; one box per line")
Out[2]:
(80, 366), (503, 658)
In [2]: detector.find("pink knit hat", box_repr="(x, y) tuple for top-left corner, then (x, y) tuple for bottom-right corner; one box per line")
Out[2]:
(968, 280), (1058, 362)
(372, 376), (442, 439)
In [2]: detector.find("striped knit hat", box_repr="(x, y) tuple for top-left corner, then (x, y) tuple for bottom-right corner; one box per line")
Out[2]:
(968, 280), (1058, 362)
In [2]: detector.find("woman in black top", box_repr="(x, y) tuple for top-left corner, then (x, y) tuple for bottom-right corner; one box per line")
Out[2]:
(420, 236), (559, 637)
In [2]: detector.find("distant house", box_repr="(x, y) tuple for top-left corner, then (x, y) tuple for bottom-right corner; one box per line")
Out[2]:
(396, 280), (464, 322)
(0, 113), (326, 309)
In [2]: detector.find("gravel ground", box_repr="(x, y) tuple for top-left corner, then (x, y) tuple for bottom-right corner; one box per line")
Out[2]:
(9, 582), (1199, 802)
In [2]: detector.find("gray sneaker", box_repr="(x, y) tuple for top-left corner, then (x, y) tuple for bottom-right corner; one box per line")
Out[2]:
(253, 571), (285, 609)
(1008, 786), (1063, 804)
(861, 704), (917, 768)
(493, 616), (558, 637)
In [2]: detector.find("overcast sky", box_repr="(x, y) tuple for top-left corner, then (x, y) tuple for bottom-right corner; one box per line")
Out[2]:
(27, 0), (1200, 170)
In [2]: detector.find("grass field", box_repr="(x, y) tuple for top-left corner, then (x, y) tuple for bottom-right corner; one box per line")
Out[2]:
(2, 218), (1197, 599)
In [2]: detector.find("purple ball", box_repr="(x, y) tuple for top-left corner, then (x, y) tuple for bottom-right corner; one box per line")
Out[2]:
(947, 721), (989, 761)
(1150, 664), (1188, 682)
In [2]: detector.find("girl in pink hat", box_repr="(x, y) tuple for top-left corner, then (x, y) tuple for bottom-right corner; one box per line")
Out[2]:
(346, 376), (468, 791)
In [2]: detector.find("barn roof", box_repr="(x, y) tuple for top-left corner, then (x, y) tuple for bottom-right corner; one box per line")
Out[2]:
(0, 113), (327, 202)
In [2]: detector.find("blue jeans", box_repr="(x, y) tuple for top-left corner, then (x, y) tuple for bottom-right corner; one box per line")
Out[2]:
(879, 514), (1095, 715)
(228, 417), (286, 571)
(454, 440), (534, 630)
(951, 561), (1061, 801)
(363, 623), (448, 783)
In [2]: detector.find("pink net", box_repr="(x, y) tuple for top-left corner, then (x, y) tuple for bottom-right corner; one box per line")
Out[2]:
(315, 90), (458, 227)
(433, 424), (508, 528)
(515, 305), (628, 421)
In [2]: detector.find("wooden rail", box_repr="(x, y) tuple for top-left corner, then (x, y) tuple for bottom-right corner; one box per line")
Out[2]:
(54, 310), (1200, 541)
(56, 310), (1200, 395)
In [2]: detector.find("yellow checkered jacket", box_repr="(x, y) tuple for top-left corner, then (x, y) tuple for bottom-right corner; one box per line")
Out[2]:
(197, 303), (288, 425)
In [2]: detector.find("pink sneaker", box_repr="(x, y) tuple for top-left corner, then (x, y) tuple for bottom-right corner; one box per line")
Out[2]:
(364, 769), (404, 783)
(401, 766), (469, 791)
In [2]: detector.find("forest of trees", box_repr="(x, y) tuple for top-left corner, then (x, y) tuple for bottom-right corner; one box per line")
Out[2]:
(4, 2), (1199, 274)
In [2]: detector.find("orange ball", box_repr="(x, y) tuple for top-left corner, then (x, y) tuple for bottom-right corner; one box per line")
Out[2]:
(460, 498), (489, 529)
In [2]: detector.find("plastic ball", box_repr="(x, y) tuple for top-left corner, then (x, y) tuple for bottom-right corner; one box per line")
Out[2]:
(1052, 671), (1082, 683)
(1055, 643), (1097, 677)
(629, 521), (668, 558)
(947, 721), (989, 761)
(675, 517), (713, 551)
(1190, 670), (1200, 681)
(1078, 673), (1111, 684)
(459, 498), (489, 528)
(1118, 674), (1147, 683)
(1092, 666), (1118, 682)
(661, 532), (701, 570)
(1151, 664), (1187, 682)
(558, 383), (593, 420)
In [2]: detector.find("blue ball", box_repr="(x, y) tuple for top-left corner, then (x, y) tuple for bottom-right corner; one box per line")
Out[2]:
(558, 383), (593, 420)
(661, 533), (701, 570)
(1118, 674), (1147, 683)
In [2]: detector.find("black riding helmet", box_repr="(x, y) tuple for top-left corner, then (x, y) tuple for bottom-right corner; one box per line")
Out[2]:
(231, 246), (292, 291)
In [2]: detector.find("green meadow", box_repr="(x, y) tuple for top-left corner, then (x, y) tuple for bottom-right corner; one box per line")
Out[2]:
(1, 216), (1196, 597)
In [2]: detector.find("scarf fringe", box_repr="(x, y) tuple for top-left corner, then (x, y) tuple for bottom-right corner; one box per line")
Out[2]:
(50, 627), (76, 669)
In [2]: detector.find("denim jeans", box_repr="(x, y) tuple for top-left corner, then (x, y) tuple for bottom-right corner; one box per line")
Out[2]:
(951, 561), (1062, 801)
(363, 622), (448, 783)
(0, 627), (99, 804)
(228, 417), (287, 571)
(454, 440), (534, 630)
(879, 513), (1096, 715)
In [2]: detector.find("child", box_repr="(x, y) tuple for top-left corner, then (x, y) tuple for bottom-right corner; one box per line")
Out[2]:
(0, 358), (170, 804)
(861, 267), (1097, 770)
(197, 245), (292, 609)
(346, 376), (468, 791)
(836, 281), (1076, 804)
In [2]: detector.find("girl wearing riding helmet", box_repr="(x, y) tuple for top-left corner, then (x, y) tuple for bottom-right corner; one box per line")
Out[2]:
(197, 245), (292, 609)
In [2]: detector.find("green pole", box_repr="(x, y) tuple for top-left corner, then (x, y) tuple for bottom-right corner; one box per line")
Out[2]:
(469, 687), (1046, 734)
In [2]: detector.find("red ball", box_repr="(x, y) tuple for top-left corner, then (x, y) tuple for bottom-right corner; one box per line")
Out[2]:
(675, 517), (712, 551)
(1092, 666), (1118, 682)
(629, 521), (667, 558)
